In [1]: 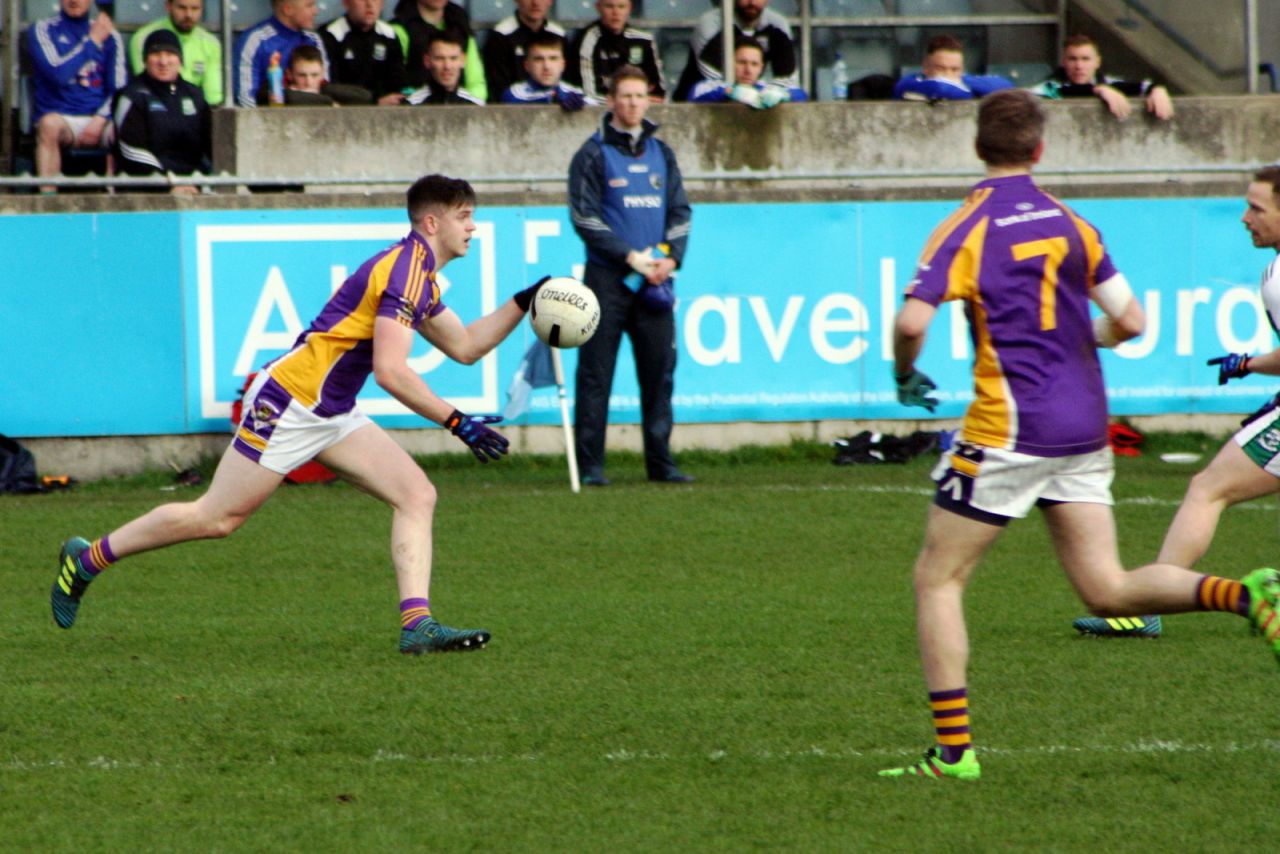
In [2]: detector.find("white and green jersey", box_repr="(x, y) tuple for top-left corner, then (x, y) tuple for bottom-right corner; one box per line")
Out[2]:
(129, 19), (224, 106)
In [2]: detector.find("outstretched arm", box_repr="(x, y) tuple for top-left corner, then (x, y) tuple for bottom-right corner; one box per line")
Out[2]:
(418, 300), (525, 366)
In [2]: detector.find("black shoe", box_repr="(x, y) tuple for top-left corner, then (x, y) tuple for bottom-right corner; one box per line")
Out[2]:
(650, 471), (694, 484)
(582, 474), (611, 487)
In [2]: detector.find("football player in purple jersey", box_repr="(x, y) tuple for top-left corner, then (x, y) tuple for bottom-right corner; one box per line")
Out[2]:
(51, 175), (547, 655)
(879, 90), (1280, 781)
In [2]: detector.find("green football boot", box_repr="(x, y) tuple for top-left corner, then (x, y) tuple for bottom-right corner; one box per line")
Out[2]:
(879, 747), (981, 781)
(399, 617), (490, 655)
(51, 537), (93, 629)
(1241, 568), (1280, 664)
(1072, 615), (1162, 638)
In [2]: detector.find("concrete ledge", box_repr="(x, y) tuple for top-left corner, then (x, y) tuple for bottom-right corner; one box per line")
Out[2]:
(20, 414), (1246, 481)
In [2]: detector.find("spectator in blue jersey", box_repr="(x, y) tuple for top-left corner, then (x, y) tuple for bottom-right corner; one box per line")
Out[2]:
(893, 34), (1012, 102)
(50, 174), (553, 656)
(26, 0), (127, 190)
(689, 37), (805, 109)
(568, 65), (693, 486)
(481, 0), (565, 104)
(500, 30), (593, 111)
(565, 0), (664, 103)
(113, 29), (210, 193)
(320, 0), (408, 105)
(673, 0), (799, 103)
(1030, 33), (1173, 121)
(233, 0), (328, 107)
(404, 28), (483, 105)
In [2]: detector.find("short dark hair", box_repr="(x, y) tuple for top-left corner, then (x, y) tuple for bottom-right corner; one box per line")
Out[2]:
(525, 29), (565, 55)
(975, 89), (1045, 167)
(1254, 166), (1280, 197)
(287, 45), (324, 71)
(607, 63), (649, 94)
(427, 27), (468, 53)
(734, 36), (765, 58)
(925, 34), (964, 56)
(407, 174), (476, 224)
(1064, 33), (1097, 50)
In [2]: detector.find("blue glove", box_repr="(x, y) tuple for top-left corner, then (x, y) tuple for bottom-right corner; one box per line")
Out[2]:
(895, 368), (938, 412)
(445, 409), (509, 462)
(1207, 353), (1252, 385)
(514, 275), (550, 312)
(556, 86), (585, 112)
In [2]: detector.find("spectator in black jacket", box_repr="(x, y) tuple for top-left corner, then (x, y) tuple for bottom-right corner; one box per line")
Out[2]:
(392, 0), (485, 98)
(565, 0), (664, 103)
(320, 0), (408, 104)
(113, 28), (209, 193)
(672, 0), (798, 102)
(404, 28), (483, 104)
(481, 0), (565, 103)
(1030, 33), (1174, 121)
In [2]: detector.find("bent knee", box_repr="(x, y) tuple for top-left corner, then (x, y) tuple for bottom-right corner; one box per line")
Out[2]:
(201, 511), (249, 539)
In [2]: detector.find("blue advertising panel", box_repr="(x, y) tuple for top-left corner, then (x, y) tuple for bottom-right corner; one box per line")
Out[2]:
(5, 195), (1277, 439)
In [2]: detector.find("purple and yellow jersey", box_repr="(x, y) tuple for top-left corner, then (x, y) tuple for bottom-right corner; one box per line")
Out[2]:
(265, 230), (446, 417)
(905, 174), (1119, 457)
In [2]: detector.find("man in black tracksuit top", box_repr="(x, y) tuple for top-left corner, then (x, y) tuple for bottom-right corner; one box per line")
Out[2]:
(673, 0), (799, 102)
(568, 65), (692, 486)
(114, 29), (210, 180)
(564, 0), (664, 102)
(320, 2), (407, 102)
(481, 0), (565, 103)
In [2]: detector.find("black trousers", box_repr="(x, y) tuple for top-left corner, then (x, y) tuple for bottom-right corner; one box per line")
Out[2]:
(574, 263), (678, 479)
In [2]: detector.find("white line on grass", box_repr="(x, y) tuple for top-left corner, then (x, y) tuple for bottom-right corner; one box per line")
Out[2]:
(7, 740), (1280, 771)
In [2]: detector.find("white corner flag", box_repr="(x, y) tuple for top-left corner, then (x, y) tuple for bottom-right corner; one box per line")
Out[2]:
(503, 340), (581, 493)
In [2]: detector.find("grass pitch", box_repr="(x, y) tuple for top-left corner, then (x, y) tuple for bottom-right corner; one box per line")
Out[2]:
(2, 436), (1277, 851)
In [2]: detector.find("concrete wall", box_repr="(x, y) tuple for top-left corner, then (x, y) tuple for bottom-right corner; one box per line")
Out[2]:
(211, 97), (1279, 196)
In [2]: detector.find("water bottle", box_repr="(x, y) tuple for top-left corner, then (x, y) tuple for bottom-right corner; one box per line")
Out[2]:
(267, 51), (285, 106)
(625, 244), (668, 290)
(831, 53), (849, 101)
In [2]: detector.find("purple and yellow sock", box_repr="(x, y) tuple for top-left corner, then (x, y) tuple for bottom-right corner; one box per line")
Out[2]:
(930, 687), (971, 763)
(1197, 575), (1250, 617)
(399, 598), (431, 631)
(79, 537), (117, 577)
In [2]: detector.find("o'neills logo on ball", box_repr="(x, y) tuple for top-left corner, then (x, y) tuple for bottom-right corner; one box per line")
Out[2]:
(544, 287), (591, 312)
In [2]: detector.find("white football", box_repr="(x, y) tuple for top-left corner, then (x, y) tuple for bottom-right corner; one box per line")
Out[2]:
(530, 278), (600, 348)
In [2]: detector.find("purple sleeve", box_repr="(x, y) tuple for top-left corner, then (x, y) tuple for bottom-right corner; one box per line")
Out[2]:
(375, 247), (446, 326)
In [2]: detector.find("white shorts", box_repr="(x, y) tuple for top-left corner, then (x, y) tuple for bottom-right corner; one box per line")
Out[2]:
(232, 372), (371, 475)
(1233, 395), (1280, 477)
(55, 114), (113, 145)
(931, 442), (1115, 525)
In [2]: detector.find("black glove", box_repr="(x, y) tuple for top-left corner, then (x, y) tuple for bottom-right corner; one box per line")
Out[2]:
(556, 86), (585, 112)
(1207, 353), (1252, 385)
(894, 368), (939, 412)
(445, 409), (509, 462)
(514, 276), (551, 312)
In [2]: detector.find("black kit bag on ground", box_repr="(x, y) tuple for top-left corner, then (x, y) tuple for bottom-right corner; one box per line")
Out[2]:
(833, 430), (940, 465)
(0, 434), (41, 494)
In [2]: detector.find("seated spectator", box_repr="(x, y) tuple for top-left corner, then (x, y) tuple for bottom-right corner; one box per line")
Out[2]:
(129, 0), (223, 106)
(233, 0), (328, 107)
(404, 29), (482, 105)
(393, 0), (486, 100)
(564, 0), (663, 103)
(673, 0), (799, 102)
(1030, 33), (1174, 121)
(690, 37), (805, 108)
(114, 29), (209, 193)
(482, 0), (565, 104)
(320, 0), (407, 104)
(26, 0), (127, 191)
(501, 30), (593, 110)
(892, 34), (1012, 101)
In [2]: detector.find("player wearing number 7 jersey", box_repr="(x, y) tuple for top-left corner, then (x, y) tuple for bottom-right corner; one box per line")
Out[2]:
(879, 89), (1280, 781)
